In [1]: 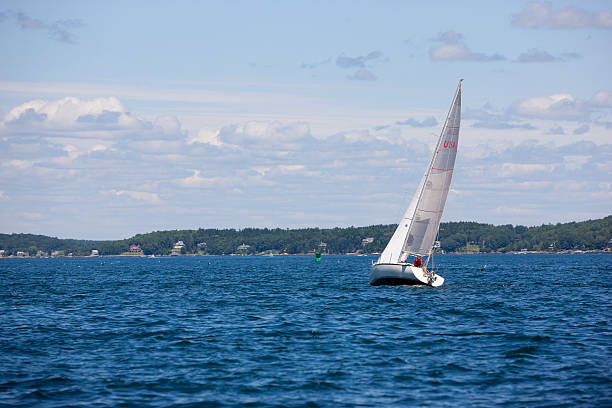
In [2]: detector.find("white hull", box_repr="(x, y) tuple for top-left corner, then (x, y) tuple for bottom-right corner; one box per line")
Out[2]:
(370, 263), (444, 287)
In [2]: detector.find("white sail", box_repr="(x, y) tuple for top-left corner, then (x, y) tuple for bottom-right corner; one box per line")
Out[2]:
(378, 81), (462, 263)
(377, 172), (426, 263)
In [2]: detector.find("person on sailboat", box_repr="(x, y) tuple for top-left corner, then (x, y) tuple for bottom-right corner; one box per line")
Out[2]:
(413, 256), (422, 268)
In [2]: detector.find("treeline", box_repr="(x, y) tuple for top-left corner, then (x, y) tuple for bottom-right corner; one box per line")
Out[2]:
(439, 216), (611, 252)
(0, 216), (610, 256)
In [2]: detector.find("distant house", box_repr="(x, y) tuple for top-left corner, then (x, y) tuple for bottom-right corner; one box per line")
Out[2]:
(91, 249), (99, 256)
(0, 250), (4, 257)
(16, 251), (28, 257)
(36, 250), (49, 257)
(361, 237), (374, 246)
(51, 250), (63, 257)
(129, 244), (142, 253)
(197, 242), (207, 251)
(171, 241), (186, 255)
(236, 244), (250, 255)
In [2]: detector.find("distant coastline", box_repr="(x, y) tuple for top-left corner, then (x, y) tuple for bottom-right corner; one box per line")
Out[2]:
(1, 216), (610, 258)
(1, 250), (610, 260)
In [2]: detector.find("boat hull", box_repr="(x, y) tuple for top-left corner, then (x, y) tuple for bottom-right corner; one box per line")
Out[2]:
(369, 263), (444, 287)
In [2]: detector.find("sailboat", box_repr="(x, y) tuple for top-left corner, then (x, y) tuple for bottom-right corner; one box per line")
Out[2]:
(370, 80), (462, 287)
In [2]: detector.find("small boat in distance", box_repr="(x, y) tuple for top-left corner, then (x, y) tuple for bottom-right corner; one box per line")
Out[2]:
(370, 80), (462, 287)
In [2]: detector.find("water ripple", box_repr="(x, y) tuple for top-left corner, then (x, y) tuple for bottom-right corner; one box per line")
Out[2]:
(0, 254), (610, 407)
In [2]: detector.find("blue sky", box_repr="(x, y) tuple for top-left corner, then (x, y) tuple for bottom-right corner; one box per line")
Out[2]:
(1, 1), (611, 239)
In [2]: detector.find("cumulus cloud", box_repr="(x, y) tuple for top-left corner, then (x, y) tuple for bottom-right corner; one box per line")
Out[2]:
(216, 121), (312, 147)
(489, 90), (612, 123)
(515, 48), (581, 63)
(590, 91), (612, 107)
(473, 121), (536, 130)
(2, 92), (610, 237)
(433, 138), (612, 227)
(1, 96), (186, 141)
(512, 1), (612, 29)
(429, 31), (504, 62)
(463, 106), (536, 130)
(188, 128), (221, 145)
(2, 97), (136, 130)
(510, 93), (587, 120)
(395, 117), (438, 127)
(1, 10), (84, 44)
(500, 163), (556, 177)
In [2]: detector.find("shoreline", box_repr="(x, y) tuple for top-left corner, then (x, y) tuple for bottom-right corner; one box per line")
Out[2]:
(1, 250), (610, 259)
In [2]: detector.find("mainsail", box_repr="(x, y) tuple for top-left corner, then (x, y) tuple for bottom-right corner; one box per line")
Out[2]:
(379, 81), (462, 263)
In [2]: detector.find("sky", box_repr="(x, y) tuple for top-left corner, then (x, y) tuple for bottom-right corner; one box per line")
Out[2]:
(0, 0), (611, 239)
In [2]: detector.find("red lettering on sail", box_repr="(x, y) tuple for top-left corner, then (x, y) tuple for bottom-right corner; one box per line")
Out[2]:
(443, 141), (456, 148)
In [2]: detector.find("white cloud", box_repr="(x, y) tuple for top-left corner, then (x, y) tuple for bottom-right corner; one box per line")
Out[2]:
(90, 144), (107, 152)
(3, 159), (34, 169)
(510, 93), (586, 120)
(178, 170), (221, 187)
(395, 116), (438, 127)
(0, 97), (189, 147)
(500, 163), (556, 177)
(513, 1), (612, 29)
(105, 189), (161, 204)
(188, 128), (221, 145)
(464, 106), (536, 130)
(217, 121), (311, 146)
(429, 31), (504, 62)
(50, 144), (80, 165)
(590, 91), (612, 107)
(2, 93), (610, 238)
(2, 96), (141, 131)
(563, 155), (590, 170)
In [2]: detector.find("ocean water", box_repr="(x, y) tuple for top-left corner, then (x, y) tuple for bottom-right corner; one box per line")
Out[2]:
(0, 254), (610, 407)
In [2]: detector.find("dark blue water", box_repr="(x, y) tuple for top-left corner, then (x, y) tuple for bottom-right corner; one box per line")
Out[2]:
(1, 254), (610, 407)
